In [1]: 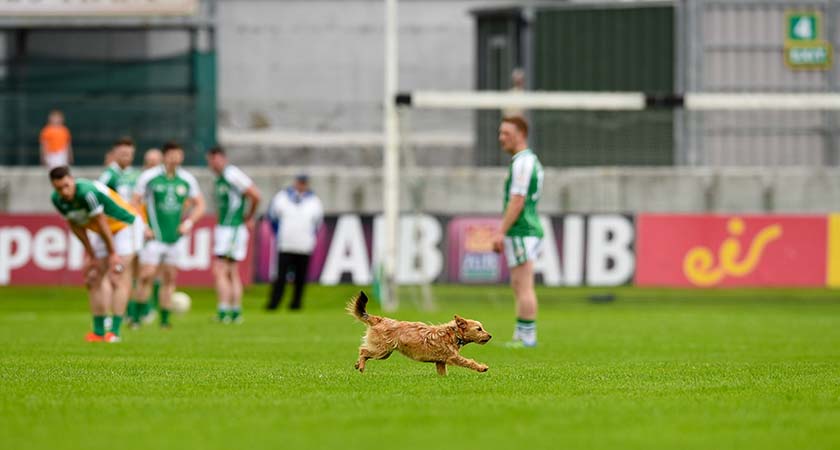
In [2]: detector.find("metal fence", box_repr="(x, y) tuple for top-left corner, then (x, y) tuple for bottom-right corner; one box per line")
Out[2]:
(681, 0), (840, 166)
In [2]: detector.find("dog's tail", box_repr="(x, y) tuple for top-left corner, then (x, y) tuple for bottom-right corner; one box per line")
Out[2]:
(346, 291), (381, 325)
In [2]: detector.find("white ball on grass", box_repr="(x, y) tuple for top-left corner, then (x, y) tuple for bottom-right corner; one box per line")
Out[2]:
(171, 291), (191, 314)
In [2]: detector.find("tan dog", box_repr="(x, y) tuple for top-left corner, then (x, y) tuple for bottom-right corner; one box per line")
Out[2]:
(347, 291), (492, 376)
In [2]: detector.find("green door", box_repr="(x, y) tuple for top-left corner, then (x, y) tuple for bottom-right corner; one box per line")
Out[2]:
(474, 9), (525, 166)
(532, 5), (674, 166)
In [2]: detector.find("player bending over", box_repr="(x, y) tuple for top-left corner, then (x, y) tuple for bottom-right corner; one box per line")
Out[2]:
(131, 142), (205, 329)
(49, 166), (144, 342)
(206, 146), (261, 323)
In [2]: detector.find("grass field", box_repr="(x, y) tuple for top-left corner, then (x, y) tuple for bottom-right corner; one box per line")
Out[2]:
(1, 284), (839, 450)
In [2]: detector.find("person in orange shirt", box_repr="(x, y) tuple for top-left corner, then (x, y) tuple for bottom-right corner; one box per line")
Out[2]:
(40, 110), (73, 168)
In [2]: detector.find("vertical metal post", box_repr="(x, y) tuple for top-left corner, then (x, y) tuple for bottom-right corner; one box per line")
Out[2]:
(823, 1), (837, 165)
(382, 0), (400, 311)
(674, 0), (687, 165)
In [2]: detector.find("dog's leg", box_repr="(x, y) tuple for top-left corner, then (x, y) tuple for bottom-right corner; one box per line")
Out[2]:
(447, 355), (489, 373)
(355, 348), (372, 372)
(355, 348), (393, 373)
(435, 361), (447, 376)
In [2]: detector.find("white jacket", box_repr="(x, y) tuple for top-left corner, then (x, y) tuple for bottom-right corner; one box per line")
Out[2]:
(267, 187), (324, 254)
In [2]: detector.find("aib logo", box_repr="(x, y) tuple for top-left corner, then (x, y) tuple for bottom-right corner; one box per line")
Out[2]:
(683, 218), (782, 286)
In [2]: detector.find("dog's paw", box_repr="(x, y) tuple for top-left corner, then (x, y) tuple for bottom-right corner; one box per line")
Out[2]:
(477, 364), (489, 372)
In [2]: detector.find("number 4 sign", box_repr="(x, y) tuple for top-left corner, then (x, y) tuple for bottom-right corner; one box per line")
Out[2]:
(788, 13), (819, 41)
(785, 11), (832, 70)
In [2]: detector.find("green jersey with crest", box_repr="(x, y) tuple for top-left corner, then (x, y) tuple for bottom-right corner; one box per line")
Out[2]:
(98, 162), (139, 201)
(503, 148), (544, 238)
(51, 178), (136, 233)
(135, 166), (201, 244)
(215, 165), (254, 227)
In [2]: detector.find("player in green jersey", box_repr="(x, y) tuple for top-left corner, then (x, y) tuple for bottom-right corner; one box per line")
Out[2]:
(99, 137), (139, 201)
(98, 137), (141, 328)
(131, 141), (205, 328)
(49, 166), (144, 343)
(492, 116), (544, 348)
(206, 146), (261, 323)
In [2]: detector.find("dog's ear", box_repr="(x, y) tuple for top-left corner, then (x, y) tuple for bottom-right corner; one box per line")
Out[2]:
(454, 314), (468, 330)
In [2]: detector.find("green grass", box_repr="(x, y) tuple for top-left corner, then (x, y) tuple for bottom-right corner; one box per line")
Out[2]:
(1, 285), (839, 450)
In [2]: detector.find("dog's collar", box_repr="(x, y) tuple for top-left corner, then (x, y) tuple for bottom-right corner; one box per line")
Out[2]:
(452, 326), (466, 347)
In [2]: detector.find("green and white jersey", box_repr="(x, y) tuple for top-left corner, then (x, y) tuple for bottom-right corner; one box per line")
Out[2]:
(215, 165), (254, 227)
(503, 148), (544, 238)
(51, 178), (136, 234)
(98, 162), (139, 201)
(135, 166), (201, 244)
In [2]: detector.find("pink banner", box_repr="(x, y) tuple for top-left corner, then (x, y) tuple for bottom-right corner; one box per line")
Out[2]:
(0, 214), (252, 286)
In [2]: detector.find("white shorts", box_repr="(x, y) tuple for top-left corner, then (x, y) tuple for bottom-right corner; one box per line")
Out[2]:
(139, 238), (186, 267)
(504, 236), (542, 268)
(44, 151), (69, 168)
(87, 220), (145, 259)
(213, 225), (249, 262)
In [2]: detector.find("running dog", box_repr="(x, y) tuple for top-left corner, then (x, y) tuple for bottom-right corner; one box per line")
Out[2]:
(347, 291), (492, 376)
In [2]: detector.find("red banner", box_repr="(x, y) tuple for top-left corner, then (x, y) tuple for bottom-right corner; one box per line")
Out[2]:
(635, 214), (826, 287)
(0, 214), (252, 286)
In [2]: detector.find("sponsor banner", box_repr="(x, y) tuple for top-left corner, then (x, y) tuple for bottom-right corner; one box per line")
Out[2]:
(0, 214), (252, 287)
(0, 0), (197, 16)
(255, 213), (636, 286)
(447, 215), (636, 286)
(635, 214), (826, 287)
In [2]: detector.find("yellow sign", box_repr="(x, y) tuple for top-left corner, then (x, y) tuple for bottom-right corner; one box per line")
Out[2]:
(683, 218), (782, 287)
(825, 214), (840, 287)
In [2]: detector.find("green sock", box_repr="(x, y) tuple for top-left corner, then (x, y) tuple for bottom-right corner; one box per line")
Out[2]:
(231, 308), (241, 320)
(217, 306), (228, 321)
(126, 301), (136, 320)
(160, 308), (170, 326)
(93, 316), (106, 336)
(111, 315), (123, 336)
(141, 301), (151, 316)
(151, 281), (160, 309)
(131, 301), (144, 323)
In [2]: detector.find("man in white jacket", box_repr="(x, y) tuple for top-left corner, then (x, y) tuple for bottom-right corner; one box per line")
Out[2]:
(266, 174), (323, 310)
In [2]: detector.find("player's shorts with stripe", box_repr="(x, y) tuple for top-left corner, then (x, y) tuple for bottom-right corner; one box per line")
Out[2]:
(213, 225), (249, 262)
(504, 236), (542, 268)
(87, 219), (145, 259)
(139, 238), (186, 267)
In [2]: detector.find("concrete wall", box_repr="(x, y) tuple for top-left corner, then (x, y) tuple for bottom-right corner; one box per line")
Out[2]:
(4, 166), (839, 214)
(216, 0), (499, 134)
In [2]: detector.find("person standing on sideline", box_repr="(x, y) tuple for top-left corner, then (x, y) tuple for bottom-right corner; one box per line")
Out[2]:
(492, 116), (544, 348)
(266, 175), (323, 311)
(206, 146), (261, 323)
(49, 166), (143, 342)
(40, 110), (73, 168)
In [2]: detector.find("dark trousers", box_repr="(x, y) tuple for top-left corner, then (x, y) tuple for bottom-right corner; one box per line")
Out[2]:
(267, 252), (311, 310)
